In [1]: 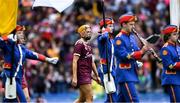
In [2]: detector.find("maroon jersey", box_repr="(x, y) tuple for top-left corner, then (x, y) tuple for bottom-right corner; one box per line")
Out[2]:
(73, 39), (93, 85)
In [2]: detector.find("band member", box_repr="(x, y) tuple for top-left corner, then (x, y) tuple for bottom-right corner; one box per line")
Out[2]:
(97, 18), (118, 102)
(114, 14), (149, 102)
(0, 25), (59, 102)
(160, 25), (180, 102)
(71, 24), (100, 103)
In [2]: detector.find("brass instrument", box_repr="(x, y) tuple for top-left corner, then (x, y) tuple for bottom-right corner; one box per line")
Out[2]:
(132, 29), (162, 63)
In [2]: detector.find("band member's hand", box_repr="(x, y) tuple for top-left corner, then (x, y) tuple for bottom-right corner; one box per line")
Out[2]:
(136, 61), (143, 68)
(102, 27), (111, 34)
(46, 57), (59, 64)
(177, 39), (180, 44)
(7, 34), (17, 42)
(141, 45), (149, 54)
(71, 77), (77, 87)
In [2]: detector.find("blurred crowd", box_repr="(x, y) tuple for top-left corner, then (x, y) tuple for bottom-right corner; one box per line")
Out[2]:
(0, 0), (171, 98)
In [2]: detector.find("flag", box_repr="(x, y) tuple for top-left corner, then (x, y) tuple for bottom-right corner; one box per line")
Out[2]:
(32, 0), (74, 13)
(0, 0), (18, 36)
(170, 0), (180, 27)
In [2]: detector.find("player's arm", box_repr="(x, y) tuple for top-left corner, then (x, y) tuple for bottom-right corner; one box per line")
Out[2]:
(71, 42), (83, 87)
(91, 72), (101, 85)
(92, 62), (98, 78)
(71, 55), (79, 87)
(92, 61), (101, 84)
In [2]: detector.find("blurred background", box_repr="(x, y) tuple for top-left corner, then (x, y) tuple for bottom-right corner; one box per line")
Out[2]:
(0, 0), (172, 102)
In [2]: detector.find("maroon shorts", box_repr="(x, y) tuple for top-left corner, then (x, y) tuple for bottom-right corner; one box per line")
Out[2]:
(22, 76), (28, 89)
(77, 72), (91, 85)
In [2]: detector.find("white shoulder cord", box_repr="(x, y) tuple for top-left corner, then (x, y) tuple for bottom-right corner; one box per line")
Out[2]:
(14, 44), (23, 77)
(110, 40), (114, 72)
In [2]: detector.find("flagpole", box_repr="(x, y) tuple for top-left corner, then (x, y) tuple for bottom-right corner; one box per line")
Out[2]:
(101, 0), (112, 102)
(10, 33), (16, 85)
(101, 0), (110, 82)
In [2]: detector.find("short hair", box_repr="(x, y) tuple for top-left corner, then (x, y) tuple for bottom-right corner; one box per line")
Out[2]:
(77, 25), (90, 34)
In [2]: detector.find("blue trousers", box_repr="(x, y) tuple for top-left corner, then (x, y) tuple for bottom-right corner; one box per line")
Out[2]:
(165, 85), (180, 102)
(104, 92), (118, 103)
(3, 77), (27, 102)
(117, 82), (139, 102)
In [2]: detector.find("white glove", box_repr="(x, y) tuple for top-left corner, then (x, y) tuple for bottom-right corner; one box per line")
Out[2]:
(178, 39), (180, 44)
(102, 27), (111, 34)
(7, 34), (17, 42)
(137, 61), (143, 68)
(46, 57), (59, 64)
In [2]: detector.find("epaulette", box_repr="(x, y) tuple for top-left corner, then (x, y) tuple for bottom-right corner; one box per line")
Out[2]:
(162, 43), (168, 47)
